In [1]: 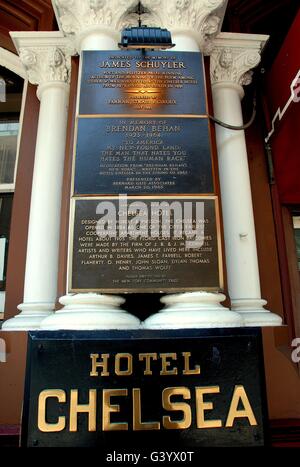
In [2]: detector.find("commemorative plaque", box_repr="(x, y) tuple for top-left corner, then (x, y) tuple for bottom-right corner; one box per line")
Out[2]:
(21, 329), (268, 448)
(74, 117), (214, 195)
(69, 196), (222, 293)
(79, 50), (207, 116)
(69, 49), (224, 294)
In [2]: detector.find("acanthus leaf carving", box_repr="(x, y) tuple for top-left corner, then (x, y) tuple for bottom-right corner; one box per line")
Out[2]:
(117, 10), (161, 31)
(53, 0), (138, 40)
(49, 48), (70, 82)
(19, 49), (39, 84)
(118, 13), (139, 31)
(52, 0), (227, 54)
(142, 0), (226, 53)
(210, 37), (265, 90)
(19, 45), (73, 87)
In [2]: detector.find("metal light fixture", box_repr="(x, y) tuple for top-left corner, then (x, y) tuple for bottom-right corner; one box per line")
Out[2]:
(119, 26), (175, 50)
(119, 2), (175, 51)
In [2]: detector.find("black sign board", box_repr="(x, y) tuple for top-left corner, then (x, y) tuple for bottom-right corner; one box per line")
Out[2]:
(74, 117), (214, 195)
(21, 329), (268, 448)
(69, 196), (222, 293)
(79, 51), (207, 116)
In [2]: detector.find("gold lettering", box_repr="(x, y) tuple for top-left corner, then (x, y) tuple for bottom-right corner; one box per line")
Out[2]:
(182, 352), (201, 375)
(162, 387), (191, 429)
(38, 390), (66, 433)
(196, 386), (222, 429)
(102, 389), (128, 431)
(226, 386), (257, 427)
(139, 353), (157, 375)
(160, 353), (178, 376)
(69, 389), (97, 432)
(133, 388), (160, 431)
(115, 353), (133, 376)
(90, 353), (110, 376)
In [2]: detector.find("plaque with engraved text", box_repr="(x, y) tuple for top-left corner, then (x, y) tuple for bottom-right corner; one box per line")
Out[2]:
(79, 51), (207, 116)
(74, 117), (214, 195)
(69, 196), (222, 293)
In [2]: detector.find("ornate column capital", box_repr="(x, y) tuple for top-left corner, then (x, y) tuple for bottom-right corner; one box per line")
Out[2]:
(52, 0), (228, 54)
(10, 32), (75, 90)
(210, 32), (269, 96)
(142, 0), (228, 54)
(52, 0), (138, 50)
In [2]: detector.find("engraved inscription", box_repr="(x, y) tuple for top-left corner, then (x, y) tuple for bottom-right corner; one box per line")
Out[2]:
(70, 197), (221, 292)
(74, 118), (213, 195)
(80, 51), (207, 116)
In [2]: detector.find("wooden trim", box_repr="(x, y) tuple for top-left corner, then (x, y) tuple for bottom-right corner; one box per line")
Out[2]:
(0, 0), (55, 52)
(261, 91), (296, 341)
(282, 206), (300, 340)
(272, 187), (296, 337)
(4, 84), (39, 320)
(270, 419), (300, 447)
(0, 424), (20, 436)
(56, 57), (79, 301)
(223, 0), (299, 35)
(0, 331), (28, 428)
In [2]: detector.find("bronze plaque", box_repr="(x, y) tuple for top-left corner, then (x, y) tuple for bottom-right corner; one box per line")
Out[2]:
(74, 117), (214, 195)
(69, 196), (223, 293)
(79, 50), (207, 116)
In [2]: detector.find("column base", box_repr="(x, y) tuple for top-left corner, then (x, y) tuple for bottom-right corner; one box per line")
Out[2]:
(231, 299), (283, 327)
(143, 292), (243, 329)
(40, 293), (141, 330)
(1, 303), (54, 331)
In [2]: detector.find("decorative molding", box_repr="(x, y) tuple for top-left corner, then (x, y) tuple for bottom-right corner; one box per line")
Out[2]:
(52, 0), (138, 43)
(52, 0), (228, 54)
(210, 32), (269, 90)
(0, 48), (27, 80)
(10, 32), (75, 87)
(0, 1), (56, 53)
(19, 47), (71, 86)
(142, 0), (228, 54)
(117, 11), (161, 31)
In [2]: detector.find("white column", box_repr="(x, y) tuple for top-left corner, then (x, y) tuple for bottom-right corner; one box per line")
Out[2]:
(3, 35), (74, 331)
(144, 28), (242, 329)
(41, 3), (141, 330)
(210, 33), (282, 326)
(77, 30), (119, 53)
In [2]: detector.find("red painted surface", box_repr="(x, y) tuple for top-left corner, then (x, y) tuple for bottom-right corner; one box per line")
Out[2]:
(266, 11), (300, 204)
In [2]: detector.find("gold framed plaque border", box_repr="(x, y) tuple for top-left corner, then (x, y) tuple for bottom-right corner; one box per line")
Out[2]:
(67, 195), (224, 294)
(78, 114), (209, 119)
(71, 115), (216, 198)
(79, 50), (210, 119)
